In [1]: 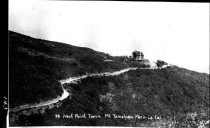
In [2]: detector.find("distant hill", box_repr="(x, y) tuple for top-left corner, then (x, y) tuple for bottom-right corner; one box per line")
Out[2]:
(9, 31), (209, 127)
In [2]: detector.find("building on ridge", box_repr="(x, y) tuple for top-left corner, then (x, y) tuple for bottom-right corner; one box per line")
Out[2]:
(132, 51), (144, 61)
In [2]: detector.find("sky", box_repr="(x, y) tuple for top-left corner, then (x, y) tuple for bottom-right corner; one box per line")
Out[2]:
(9, 0), (209, 74)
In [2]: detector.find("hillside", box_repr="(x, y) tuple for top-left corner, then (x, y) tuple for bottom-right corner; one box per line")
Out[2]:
(9, 31), (145, 108)
(9, 31), (209, 127)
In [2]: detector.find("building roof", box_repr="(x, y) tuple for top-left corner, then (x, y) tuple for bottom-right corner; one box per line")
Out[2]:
(133, 51), (144, 56)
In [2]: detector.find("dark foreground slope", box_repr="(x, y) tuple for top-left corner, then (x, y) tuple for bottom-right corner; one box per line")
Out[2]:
(11, 66), (209, 127)
(9, 31), (209, 127)
(9, 31), (141, 108)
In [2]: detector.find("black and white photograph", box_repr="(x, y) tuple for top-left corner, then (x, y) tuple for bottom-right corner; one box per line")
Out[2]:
(8, 0), (209, 127)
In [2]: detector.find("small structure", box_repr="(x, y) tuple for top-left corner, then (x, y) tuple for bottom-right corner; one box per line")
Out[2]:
(132, 51), (144, 61)
(132, 51), (151, 67)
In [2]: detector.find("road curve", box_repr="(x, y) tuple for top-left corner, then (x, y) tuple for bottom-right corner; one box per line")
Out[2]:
(9, 64), (172, 112)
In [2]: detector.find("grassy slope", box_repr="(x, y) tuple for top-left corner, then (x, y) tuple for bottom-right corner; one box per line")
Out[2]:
(9, 31), (141, 108)
(14, 65), (209, 127)
(9, 31), (209, 127)
(31, 66), (208, 126)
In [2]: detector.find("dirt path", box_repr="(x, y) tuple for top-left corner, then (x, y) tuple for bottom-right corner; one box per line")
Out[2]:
(9, 64), (172, 112)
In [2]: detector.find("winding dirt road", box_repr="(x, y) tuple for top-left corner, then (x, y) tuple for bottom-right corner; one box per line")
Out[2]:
(9, 64), (172, 112)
